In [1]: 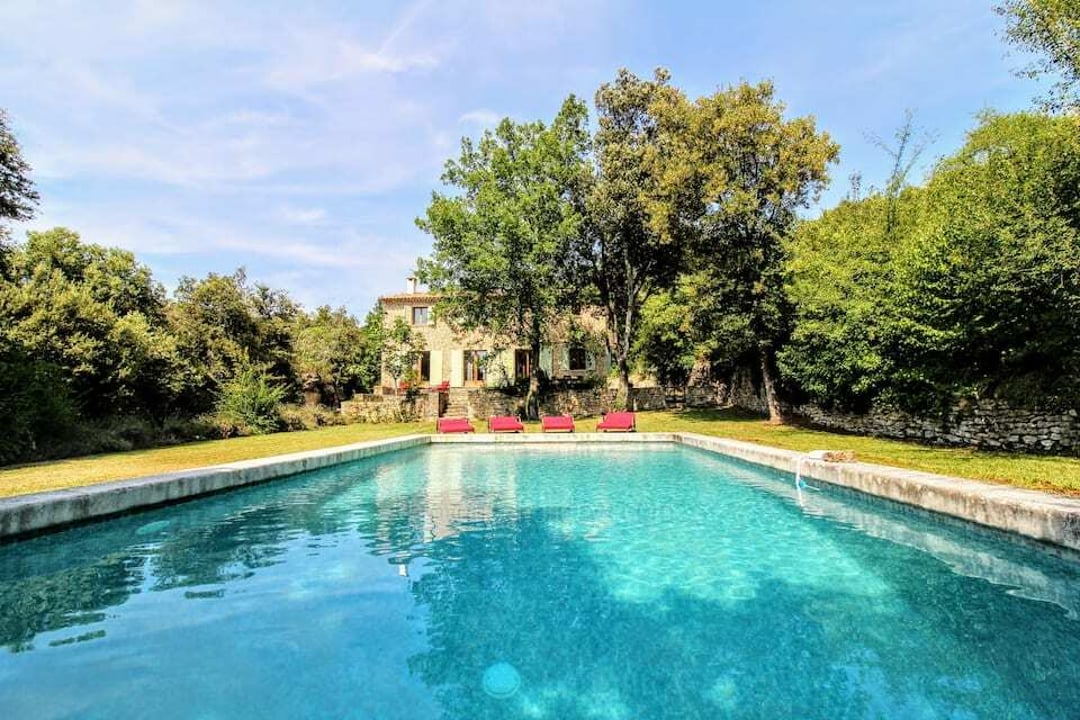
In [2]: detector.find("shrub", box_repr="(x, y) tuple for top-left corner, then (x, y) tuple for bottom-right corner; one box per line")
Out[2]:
(279, 404), (346, 432)
(0, 345), (76, 465)
(213, 368), (287, 437)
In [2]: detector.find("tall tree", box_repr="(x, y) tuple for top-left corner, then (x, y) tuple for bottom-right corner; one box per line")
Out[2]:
(168, 269), (266, 412)
(665, 81), (839, 422)
(782, 112), (1080, 411)
(355, 303), (387, 394)
(997, 0), (1080, 111)
(574, 68), (690, 406)
(0, 228), (183, 419)
(417, 97), (590, 417)
(0, 109), (40, 276)
(382, 317), (424, 396)
(293, 304), (367, 405)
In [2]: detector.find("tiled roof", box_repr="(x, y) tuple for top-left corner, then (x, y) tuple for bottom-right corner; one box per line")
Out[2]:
(379, 293), (441, 302)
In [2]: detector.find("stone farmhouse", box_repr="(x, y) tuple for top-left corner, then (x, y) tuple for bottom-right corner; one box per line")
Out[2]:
(378, 277), (610, 393)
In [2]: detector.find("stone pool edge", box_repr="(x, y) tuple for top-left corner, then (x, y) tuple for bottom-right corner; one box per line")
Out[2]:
(676, 433), (1080, 553)
(1, 431), (1078, 552)
(0, 434), (430, 540)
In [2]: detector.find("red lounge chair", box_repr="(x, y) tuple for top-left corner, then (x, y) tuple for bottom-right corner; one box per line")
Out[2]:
(488, 415), (525, 433)
(437, 417), (475, 434)
(596, 411), (636, 432)
(541, 415), (575, 433)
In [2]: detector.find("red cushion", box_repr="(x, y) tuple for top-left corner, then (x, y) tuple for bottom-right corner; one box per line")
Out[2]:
(597, 411), (636, 431)
(437, 417), (475, 433)
(489, 416), (524, 433)
(541, 415), (575, 432)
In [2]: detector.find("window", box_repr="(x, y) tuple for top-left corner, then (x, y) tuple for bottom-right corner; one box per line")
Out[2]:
(514, 349), (533, 382)
(568, 347), (588, 372)
(411, 306), (430, 326)
(465, 350), (488, 382)
(416, 351), (431, 382)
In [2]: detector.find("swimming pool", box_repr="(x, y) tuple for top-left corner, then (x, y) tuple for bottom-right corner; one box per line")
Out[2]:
(1, 444), (1078, 718)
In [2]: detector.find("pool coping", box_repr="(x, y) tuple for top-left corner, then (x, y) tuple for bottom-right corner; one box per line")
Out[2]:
(1, 432), (1078, 552)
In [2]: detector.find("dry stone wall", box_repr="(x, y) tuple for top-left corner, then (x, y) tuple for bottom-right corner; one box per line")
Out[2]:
(793, 401), (1079, 455)
(717, 374), (1079, 455)
(340, 394), (429, 423)
(344, 386), (669, 422)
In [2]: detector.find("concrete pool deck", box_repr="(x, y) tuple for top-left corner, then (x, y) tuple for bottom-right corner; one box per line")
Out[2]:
(2, 432), (1079, 553)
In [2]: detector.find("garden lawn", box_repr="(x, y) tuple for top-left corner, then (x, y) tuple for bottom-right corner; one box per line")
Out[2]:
(0, 422), (429, 499)
(1, 409), (1078, 499)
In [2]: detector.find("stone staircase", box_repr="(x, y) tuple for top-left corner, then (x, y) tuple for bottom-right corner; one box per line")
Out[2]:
(443, 388), (470, 418)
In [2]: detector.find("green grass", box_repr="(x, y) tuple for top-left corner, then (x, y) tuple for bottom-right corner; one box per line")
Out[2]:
(1, 409), (1077, 499)
(0, 422), (429, 499)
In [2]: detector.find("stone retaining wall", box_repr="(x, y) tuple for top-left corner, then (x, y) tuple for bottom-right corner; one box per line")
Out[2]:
(340, 394), (429, 423)
(793, 400), (1079, 455)
(339, 386), (672, 420)
(717, 372), (1079, 455)
(462, 386), (667, 418)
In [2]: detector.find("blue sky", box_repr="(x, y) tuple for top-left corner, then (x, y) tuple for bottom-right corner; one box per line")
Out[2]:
(0, 0), (1042, 314)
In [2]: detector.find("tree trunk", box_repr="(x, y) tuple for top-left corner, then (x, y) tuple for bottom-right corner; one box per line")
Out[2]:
(526, 339), (542, 420)
(612, 354), (631, 410)
(760, 347), (787, 424)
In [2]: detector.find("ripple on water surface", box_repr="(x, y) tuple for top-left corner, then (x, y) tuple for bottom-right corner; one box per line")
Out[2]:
(0, 443), (1078, 719)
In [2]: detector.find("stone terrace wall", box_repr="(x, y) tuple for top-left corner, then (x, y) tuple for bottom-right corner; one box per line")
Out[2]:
(717, 368), (1079, 455)
(465, 386), (666, 418)
(336, 385), (672, 421)
(793, 400), (1079, 455)
(341, 394), (430, 423)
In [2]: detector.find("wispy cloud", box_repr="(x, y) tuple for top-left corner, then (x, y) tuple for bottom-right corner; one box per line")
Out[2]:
(458, 109), (503, 127)
(0, 0), (1025, 314)
(279, 206), (327, 224)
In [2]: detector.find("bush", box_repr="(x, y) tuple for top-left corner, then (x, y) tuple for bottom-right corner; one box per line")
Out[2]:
(0, 345), (76, 465)
(158, 415), (222, 443)
(782, 112), (1080, 412)
(279, 404), (346, 432)
(212, 368), (287, 437)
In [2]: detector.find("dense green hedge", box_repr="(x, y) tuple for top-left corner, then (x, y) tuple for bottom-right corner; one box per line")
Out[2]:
(781, 112), (1080, 412)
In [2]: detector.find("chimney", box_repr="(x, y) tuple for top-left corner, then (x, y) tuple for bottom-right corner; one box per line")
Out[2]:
(406, 276), (417, 294)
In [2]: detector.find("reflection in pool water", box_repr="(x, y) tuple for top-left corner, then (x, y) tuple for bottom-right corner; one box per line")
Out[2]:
(0, 444), (1078, 719)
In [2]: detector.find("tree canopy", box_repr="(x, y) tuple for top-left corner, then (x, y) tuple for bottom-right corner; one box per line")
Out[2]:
(417, 97), (590, 416)
(574, 68), (690, 405)
(781, 112), (1080, 411)
(997, 0), (1080, 111)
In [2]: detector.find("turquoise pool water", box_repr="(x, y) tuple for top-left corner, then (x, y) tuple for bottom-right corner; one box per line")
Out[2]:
(1, 444), (1079, 719)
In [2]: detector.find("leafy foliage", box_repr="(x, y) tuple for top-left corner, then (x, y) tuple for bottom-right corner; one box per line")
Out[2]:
(213, 366), (287, 436)
(0, 228), (183, 419)
(381, 317), (424, 395)
(782, 112), (1080, 411)
(997, 0), (1080, 111)
(293, 304), (373, 404)
(631, 80), (839, 419)
(573, 68), (689, 403)
(0, 108), (39, 253)
(0, 338), (75, 464)
(417, 98), (590, 415)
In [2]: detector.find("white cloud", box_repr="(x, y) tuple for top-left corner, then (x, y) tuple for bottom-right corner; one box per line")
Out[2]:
(458, 109), (503, 127)
(279, 206), (327, 224)
(0, 0), (612, 310)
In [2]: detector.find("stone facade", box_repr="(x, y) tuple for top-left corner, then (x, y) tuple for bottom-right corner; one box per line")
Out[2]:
(378, 279), (610, 393)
